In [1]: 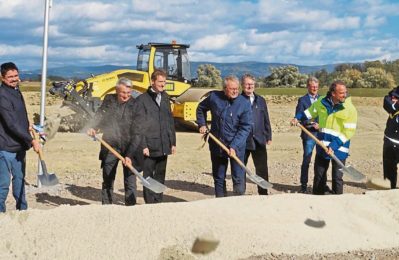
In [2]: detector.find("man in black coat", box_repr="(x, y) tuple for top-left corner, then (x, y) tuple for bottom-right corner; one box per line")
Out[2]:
(241, 74), (272, 195)
(383, 86), (399, 189)
(88, 78), (137, 206)
(0, 62), (40, 212)
(294, 76), (320, 193)
(132, 69), (176, 203)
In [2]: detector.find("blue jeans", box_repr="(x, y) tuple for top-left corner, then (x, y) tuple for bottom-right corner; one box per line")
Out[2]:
(300, 138), (316, 187)
(0, 150), (28, 212)
(211, 152), (246, 197)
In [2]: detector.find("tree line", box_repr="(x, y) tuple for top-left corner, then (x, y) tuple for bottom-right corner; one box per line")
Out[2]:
(194, 59), (399, 89)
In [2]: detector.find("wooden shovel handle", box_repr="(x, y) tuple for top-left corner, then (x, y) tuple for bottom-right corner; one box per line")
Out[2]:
(30, 130), (45, 160)
(94, 136), (135, 172)
(207, 132), (246, 169)
(296, 123), (329, 153)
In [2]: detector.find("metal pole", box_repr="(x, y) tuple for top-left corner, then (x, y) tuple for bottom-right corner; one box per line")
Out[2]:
(38, 0), (52, 187)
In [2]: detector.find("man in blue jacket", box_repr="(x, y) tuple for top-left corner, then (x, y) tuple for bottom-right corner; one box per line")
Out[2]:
(0, 62), (40, 212)
(294, 76), (320, 193)
(241, 74), (272, 195)
(196, 75), (252, 197)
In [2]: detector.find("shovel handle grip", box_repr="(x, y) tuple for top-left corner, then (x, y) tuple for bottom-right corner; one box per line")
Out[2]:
(30, 130), (45, 160)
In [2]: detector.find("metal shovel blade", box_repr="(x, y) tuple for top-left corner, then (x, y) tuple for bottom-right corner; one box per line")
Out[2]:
(247, 174), (273, 189)
(143, 177), (167, 194)
(132, 168), (166, 194)
(38, 172), (59, 186)
(38, 160), (59, 186)
(339, 165), (366, 182)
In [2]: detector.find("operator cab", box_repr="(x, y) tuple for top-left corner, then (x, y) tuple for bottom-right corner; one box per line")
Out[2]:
(137, 43), (192, 83)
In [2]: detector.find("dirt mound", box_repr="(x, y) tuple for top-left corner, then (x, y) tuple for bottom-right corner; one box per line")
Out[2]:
(0, 190), (398, 259)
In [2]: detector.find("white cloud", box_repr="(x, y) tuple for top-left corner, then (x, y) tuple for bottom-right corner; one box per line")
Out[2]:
(364, 15), (386, 28)
(247, 30), (292, 44)
(131, 0), (161, 13)
(0, 44), (42, 57)
(0, 0), (22, 18)
(192, 34), (232, 51)
(0, 0), (43, 20)
(317, 16), (360, 30)
(299, 41), (323, 56)
(52, 2), (123, 22)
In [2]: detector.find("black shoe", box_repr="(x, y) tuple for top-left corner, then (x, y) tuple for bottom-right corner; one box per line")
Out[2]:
(299, 185), (307, 193)
(324, 185), (333, 195)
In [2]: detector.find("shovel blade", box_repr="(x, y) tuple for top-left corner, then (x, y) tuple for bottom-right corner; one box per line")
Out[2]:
(247, 174), (273, 189)
(340, 165), (366, 182)
(128, 164), (167, 194)
(38, 173), (59, 186)
(141, 177), (166, 194)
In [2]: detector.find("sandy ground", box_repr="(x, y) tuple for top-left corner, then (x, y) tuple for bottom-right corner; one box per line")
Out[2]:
(0, 92), (398, 259)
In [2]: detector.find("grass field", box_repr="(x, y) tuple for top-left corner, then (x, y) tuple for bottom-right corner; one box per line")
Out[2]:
(20, 81), (390, 97)
(20, 81), (47, 92)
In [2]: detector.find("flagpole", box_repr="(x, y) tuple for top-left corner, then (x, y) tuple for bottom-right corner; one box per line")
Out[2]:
(38, 0), (52, 187)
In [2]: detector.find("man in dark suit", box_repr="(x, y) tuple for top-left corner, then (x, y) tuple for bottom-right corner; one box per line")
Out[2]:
(88, 78), (137, 206)
(132, 69), (176, 203)
(241, 73), (272, 195)
(295, 76), (319, 193)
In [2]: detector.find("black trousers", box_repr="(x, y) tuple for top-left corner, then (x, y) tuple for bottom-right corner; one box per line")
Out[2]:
(313, 153), (346, 195)
(383, 140), (399, 189)
(143, 155), (168, 203)
(244, 143), (269, 195)
(101, 153), (137, 206)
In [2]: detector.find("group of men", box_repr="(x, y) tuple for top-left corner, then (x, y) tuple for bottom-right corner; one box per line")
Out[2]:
(87, 69), (176, 206)
(1, 60), (399, 213)
(196, 74), (272, 197)
(292, 79), (358, 195)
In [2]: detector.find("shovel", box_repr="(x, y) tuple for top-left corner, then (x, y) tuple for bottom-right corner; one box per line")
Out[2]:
(93, 135), (166, 194)
(205, 132), (273, 190)
(296, 123), (366, 182)
(31, 130), (59, 186)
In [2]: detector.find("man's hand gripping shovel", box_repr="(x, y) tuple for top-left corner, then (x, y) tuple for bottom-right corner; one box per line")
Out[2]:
(91, 135), (166, 194)
(201, 130), (273, 190)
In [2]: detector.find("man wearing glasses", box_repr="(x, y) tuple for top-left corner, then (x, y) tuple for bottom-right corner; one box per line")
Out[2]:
(241, 74), (272, 195)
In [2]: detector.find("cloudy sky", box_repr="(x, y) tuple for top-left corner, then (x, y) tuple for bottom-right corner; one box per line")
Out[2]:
(0, 0), (398, 70)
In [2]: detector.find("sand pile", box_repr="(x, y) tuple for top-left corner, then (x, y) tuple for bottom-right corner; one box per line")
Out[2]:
(0, 190), (398, 259)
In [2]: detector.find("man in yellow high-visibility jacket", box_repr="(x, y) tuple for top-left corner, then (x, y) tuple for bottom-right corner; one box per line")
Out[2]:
(291, 80), (358, 195)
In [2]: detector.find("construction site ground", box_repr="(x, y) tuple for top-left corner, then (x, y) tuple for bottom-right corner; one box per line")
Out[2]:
(0, 92), (398, 259)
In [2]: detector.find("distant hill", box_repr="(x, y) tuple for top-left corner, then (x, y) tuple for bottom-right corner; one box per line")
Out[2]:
(20, 65), (134, 80)
(19, 62), (336, 81)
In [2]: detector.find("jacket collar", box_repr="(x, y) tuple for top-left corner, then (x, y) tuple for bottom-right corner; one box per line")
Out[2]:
(1, 82), (21, 96)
